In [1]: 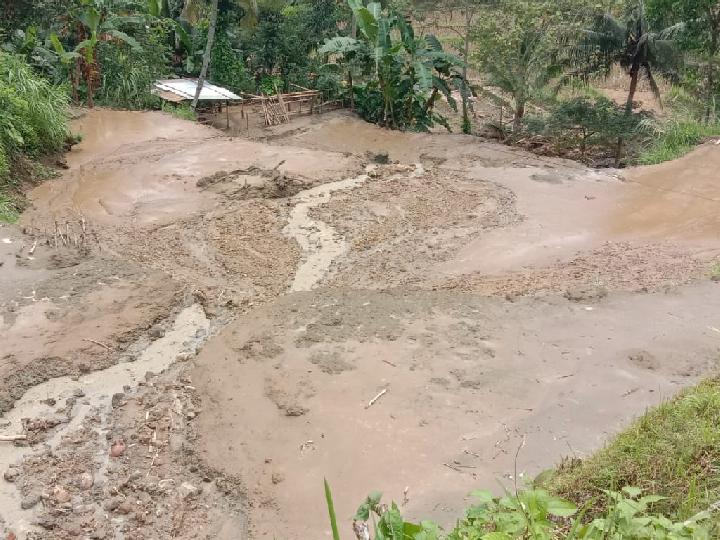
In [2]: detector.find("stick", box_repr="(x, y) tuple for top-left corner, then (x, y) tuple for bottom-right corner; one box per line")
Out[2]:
(382, 359), (397, 367)
(83, 338), (112, 351)
(0, 434), (27, 442)
(365, 388), (388, 409)
(28, 240), (37, 256)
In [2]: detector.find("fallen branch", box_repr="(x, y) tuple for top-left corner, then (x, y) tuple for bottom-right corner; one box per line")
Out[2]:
(0, 434), (27, 442)
(83, 338), (112, 351)
(382, 359), (397, 367)
(365, 388), (388, 409)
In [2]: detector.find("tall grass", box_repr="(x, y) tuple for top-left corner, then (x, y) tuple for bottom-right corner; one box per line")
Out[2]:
(0, 52), (69, 221)
(638, 117), (720, 165)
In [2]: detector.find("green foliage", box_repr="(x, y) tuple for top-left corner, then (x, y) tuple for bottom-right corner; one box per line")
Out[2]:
(552, 377), (720, 520)
(471, 0), (577, 132)
(637, 117), (720, 164)
(539, 96), (647, 159)
(210, 22), (254, 94)
(324, 479), (341, 540)
(321, 1), (465, 132)
(95, 23), (170, 109)
(330, 487), (715, 540)
(0, 51), (68, 221)
(161, 102), (197, 121)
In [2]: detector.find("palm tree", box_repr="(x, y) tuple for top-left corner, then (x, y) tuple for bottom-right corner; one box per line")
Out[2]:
(579, 2), (680, 114)
(578, 1), (680, 162)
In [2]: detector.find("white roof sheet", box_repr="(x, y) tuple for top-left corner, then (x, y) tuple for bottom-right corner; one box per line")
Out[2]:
(153, 79), (241, 101)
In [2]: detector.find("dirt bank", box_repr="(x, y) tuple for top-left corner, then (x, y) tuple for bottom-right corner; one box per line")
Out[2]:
(1, 109), (720, 539)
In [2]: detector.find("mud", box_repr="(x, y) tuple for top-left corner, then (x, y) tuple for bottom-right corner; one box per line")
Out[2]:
(2, 108), (720, 539)
(192, 284), (720, 539)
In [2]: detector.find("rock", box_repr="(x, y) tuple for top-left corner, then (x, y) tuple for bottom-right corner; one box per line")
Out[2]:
(53, 486), (71, 504)
(20, 493), (41, 509)
(284, 406), (308, 417)
(72, 388), (86, 398)
(148, 325), (165, 339)
(3, 467), (20, 483)
(564, 285), (608, 302)
(110, 439), (126, 457)
(103, 497), (121, 511)
(178, 482), (199, 499)
(111, 393), (125, 408)
(78, 472), (94, 490)
(116, 500), (133, 515)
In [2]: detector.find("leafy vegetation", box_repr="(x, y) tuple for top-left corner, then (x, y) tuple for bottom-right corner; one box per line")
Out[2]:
(320, 1), (465, 131)
(0, 51), (69, 221)
(324, 482), (718, 539)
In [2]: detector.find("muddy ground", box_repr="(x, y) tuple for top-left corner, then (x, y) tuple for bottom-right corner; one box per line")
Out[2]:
(1, 109), (719, 539)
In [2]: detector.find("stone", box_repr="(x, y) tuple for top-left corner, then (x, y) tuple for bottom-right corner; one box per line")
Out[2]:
(78, 472), (94, 490)
(178, 482), (199, 499)
(20, 493), (41, 509)
(148, 325), (165, 339)
(3, 467), (20, 483)
(53, 486), (71, 504)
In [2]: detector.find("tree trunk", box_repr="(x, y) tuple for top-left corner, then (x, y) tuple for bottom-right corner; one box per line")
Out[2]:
(705, 22), (718, 123)
(461, 10), (471, 134)
(625, 69), (639, 114)
(192, 0), (219, 110)
(348, 70), (354, 110)
(512, 100), (525, 133)
(615, 68), (640, 166)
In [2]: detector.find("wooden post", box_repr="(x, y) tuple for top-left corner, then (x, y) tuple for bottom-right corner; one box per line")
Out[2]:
(226, 100), (229, 129)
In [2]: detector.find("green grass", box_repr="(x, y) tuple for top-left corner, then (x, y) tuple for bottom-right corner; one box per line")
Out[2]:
(0, 191), (18, 222)
(551, 377), (720, 519)
(161, 102), (197, 122)
(638, 118), (720, 165)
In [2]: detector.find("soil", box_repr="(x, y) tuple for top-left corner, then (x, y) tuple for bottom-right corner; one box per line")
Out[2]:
(1, 108), (719, 539)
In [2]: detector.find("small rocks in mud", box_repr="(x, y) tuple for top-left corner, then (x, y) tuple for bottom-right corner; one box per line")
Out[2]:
(178, 482), (200, 499)
(271, 472), (285, 485)
(628, 350), (660, 371)
(284, 406), (308, 417)
(564, 285), (608, 302)
(109, 439), (126, 457)
(3, 467), (20, 483)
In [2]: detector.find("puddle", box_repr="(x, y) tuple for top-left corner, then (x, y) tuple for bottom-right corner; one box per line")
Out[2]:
(0, 304), (210, 536)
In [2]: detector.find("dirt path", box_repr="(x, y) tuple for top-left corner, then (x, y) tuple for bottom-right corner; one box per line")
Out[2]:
(1, 109), (719, 539)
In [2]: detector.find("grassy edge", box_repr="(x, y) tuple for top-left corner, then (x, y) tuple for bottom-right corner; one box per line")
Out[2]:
(549, 377), (720, 519)
(637, 119), (720, 165)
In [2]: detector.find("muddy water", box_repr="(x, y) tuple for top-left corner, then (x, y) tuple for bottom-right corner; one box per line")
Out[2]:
(284, 172), (370, 291)
(612, 143), (720, 240)
(0, 304), (209, 536)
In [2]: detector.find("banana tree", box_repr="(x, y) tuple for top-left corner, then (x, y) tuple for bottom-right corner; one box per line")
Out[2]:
(321, 0), (466, 131)
(50, 0), (143, 107)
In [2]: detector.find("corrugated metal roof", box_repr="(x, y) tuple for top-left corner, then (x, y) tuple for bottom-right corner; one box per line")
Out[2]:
(153, 79), (241, 101)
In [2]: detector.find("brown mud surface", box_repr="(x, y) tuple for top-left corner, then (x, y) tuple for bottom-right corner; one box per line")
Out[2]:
(1, 109), (719, 539)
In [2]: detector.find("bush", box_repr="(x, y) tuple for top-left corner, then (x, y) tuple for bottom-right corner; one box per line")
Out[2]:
(96, 25), (171, 109)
